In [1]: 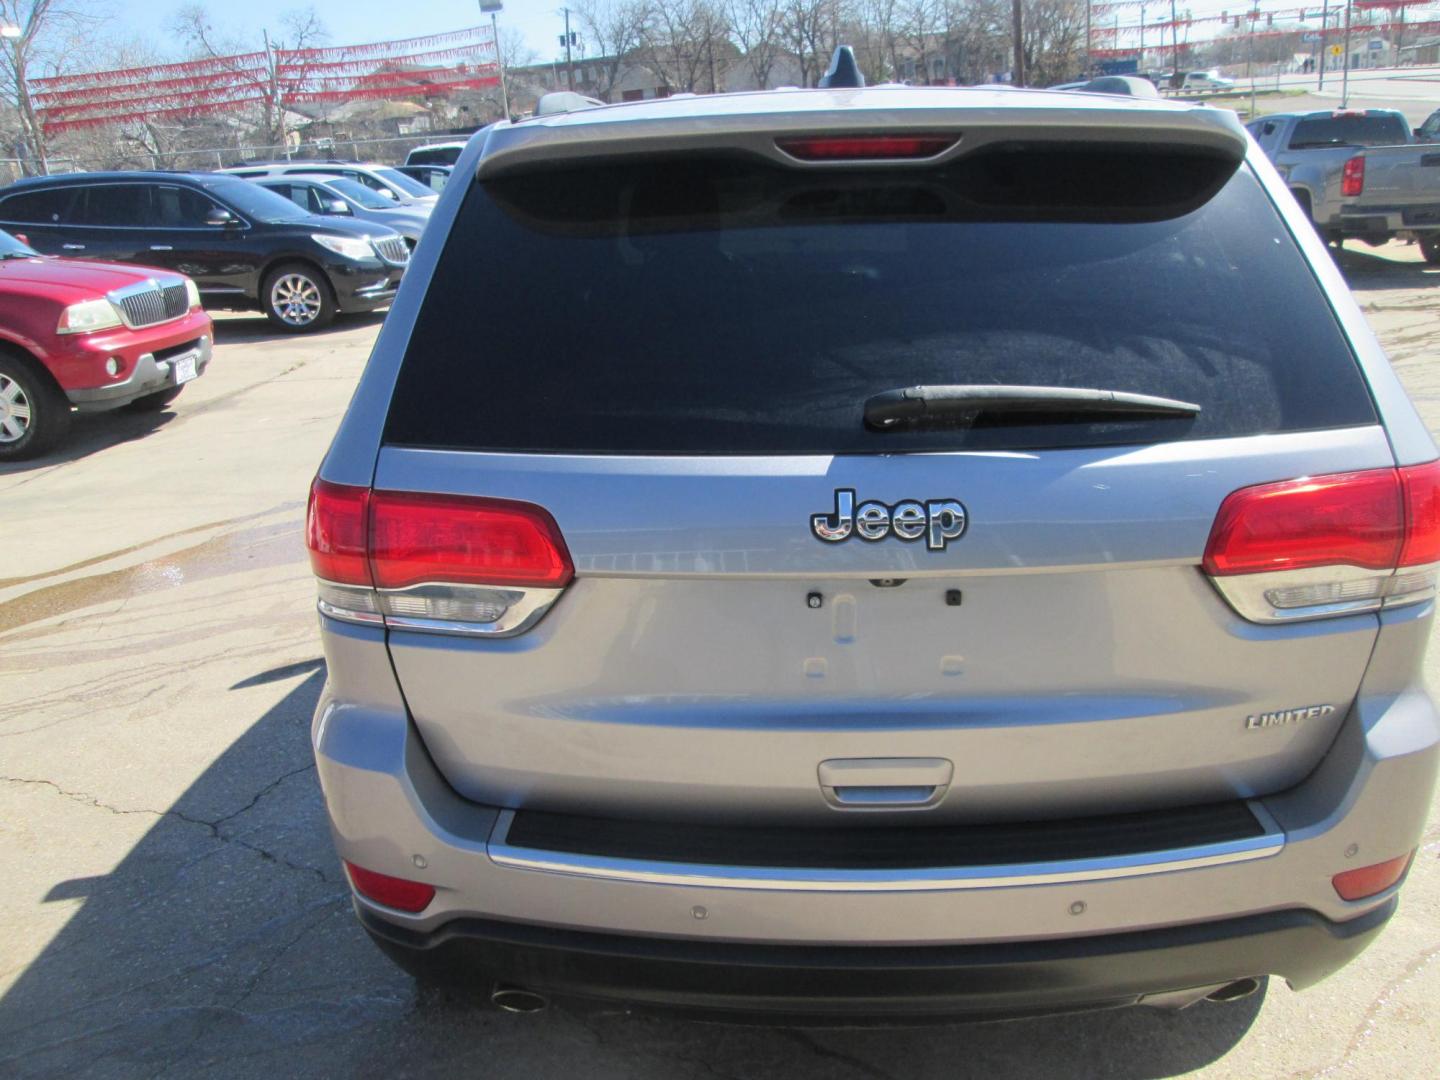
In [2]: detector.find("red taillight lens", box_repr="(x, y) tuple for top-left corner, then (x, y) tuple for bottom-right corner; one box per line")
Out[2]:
(306, 478), (373, 585)
(344, 861), (436, 912)
(1332, 851), (1415, 901)
(1203, 470), (1403, 576)
(1341, 155), (1365, 197)
(775, 135), (956, 161)
(369, 491), (573, 590)
(1399, 461), (1440, 566)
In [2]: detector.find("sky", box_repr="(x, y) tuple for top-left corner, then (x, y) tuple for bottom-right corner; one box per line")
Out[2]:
(109, 0), (1440, 67)
(117, 0), (573, 65)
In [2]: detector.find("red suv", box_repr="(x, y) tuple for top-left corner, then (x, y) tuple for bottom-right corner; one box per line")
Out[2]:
(0, 229), (212, 460)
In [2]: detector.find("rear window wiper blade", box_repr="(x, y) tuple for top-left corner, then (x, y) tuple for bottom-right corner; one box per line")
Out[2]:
(864, 385), (1201, 430)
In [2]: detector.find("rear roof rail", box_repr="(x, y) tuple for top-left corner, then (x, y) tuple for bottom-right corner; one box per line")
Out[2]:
(535, 91), (606, 117)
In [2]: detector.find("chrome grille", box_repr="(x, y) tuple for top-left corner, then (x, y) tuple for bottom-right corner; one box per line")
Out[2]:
(115, 282), (189, 328)
(374, 236), (410, 265)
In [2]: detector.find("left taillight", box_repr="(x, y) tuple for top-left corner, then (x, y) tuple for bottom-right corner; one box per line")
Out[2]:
(305, 477), (573, 637)
(1341, 155), (1366, 197)
(1203, 462), (1440, 623)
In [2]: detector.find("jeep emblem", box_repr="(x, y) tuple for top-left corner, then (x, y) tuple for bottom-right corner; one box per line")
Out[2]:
(810, 489), (967, 551)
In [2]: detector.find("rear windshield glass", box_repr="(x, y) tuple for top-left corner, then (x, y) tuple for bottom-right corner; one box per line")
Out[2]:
(384, 150), (1376, 455)
(1288, 113), (1409, 149)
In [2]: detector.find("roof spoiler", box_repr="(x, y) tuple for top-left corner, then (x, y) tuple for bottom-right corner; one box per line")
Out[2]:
(480, 97), (1249, 181)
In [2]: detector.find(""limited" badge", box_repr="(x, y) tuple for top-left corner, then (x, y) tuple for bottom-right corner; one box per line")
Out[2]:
(1245, 704), (1336, 730)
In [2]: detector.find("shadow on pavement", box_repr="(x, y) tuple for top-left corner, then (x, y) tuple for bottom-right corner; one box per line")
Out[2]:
(0, 662), (1262, 1079)
(1336, 244), (1440, 290)
(210, 310), (388, 345)
(0, 408), (176, 477)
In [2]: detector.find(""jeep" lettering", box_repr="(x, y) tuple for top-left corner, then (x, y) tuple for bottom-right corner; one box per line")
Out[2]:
(810, 489), (968, 551)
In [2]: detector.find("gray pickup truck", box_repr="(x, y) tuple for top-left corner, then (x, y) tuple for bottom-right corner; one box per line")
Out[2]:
(1247, 109), (1440, 262)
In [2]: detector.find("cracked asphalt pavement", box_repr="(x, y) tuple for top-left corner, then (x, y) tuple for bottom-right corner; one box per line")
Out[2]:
(2, 251), (1439, 1079)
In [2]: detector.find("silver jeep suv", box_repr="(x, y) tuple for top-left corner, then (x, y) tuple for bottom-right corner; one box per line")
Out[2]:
(305, 78), (1439, 1021)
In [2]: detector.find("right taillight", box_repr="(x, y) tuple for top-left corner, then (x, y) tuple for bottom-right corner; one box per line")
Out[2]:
(305, 477), (573, 637)
(1341, 154), (1366, 197)
(1203, 462), (1440, 623)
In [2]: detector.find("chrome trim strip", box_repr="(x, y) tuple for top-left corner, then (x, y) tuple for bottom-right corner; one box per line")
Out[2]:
(485, 806), (1286, 893)
(381, 584), (563, 637)
(315, 579), (562, 637)
(317, 598), (383, 625)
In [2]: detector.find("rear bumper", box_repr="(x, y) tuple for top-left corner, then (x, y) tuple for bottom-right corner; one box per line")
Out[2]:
(359, 898), (1396, 1021)
(1337, 203), (1440, 236)
(312, 604), (1439, 1013)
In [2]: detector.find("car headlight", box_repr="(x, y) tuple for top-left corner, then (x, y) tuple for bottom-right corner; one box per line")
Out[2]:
(312, 233), (376, 261)
(184, 278), (201, 309)
(57, 298), (123, 334)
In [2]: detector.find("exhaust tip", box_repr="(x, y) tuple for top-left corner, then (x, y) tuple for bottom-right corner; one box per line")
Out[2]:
(1206, 977), (1261, 1003)
(491, 985), (549, 1014)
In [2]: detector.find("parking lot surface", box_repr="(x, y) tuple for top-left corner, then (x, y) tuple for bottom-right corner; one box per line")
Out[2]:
(2, 247), (1439, 1079)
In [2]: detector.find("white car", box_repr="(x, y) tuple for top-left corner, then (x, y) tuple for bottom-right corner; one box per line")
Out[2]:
(404, 141), (468, 167)
(1182, 70), (1236, 91)
(216, 162), (438, 207)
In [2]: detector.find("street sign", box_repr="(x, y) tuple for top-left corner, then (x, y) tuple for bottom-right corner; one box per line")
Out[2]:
(1330, 44), (1344, 56)
(1369, 38), (1386, 50)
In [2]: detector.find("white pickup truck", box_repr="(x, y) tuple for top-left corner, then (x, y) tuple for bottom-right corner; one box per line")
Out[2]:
(1247, 108), (1440, 262)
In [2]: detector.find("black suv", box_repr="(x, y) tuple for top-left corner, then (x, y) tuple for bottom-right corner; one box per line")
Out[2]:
(0, 172), (410, 331)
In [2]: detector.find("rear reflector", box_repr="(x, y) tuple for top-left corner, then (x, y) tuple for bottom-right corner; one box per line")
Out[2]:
(1341, 155), (1365, 197)
(1332, 851), (1415, 901)
(776, 135), (956, 161)
(370, 490), (573, 590)
(344, 861), (436, 912)
(1203, 463), (1440, 622)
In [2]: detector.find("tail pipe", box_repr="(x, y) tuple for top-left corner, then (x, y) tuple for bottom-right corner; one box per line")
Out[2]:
(1206, 977), (1262, 1003)
(491, 985), (549, 1014)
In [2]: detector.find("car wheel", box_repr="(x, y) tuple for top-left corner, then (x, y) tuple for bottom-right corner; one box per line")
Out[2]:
(1421, 236), (1440, 265)
(263, 263), (337, 332)
(0, 352), (71, 461)
(126, 385), (185, 412)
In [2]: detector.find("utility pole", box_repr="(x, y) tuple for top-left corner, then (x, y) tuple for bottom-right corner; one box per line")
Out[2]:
(1248, 10), (1257, 118)
(1341, 0), (1352, 106)
(263, 29), (289, 159)
(1170, 0), (1179, 84)
(481, 2), (511, 121)
(1139, 5), (1145, 72)
(1319, 0), (1330, 90)
(1085, 0), (1092, 76)
(560, 7), (575, 91)
(1011, 0), (1024, 86)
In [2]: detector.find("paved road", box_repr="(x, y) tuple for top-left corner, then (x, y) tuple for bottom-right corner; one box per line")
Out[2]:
(1, 254), (1438, 1078)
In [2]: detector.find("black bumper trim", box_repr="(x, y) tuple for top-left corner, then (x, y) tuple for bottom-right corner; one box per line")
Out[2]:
(358, 897), (1395, 1021)
(503, 800), (1265, 870)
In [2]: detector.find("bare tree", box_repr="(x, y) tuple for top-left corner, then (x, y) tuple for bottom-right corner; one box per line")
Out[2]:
(0, 0), (110, 174)
(575, 0), (649, 101)
(727, 0), (784, 88)
(169, 3), (328, 148)
(779, 0), (841, 86)
(638, 0), (729, 94)
(1019, 0), (1084, 86)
